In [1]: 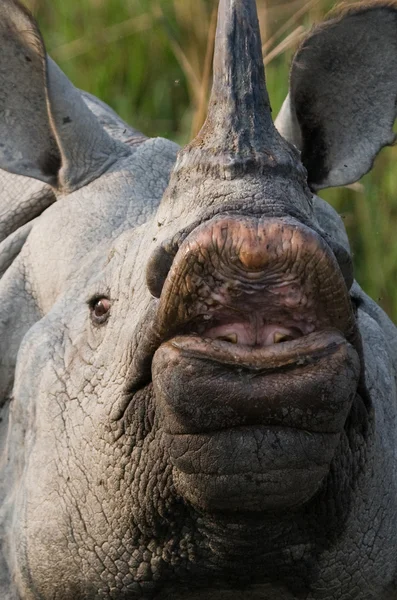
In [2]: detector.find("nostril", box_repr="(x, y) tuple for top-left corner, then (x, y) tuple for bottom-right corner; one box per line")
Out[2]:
(146, 243), (175, 298)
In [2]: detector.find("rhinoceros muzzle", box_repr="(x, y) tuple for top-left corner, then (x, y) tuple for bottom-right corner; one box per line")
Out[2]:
(149, 214), (361, 512)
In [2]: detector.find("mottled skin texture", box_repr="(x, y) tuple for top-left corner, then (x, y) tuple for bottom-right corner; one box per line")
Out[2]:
(0, 1), (397, 599)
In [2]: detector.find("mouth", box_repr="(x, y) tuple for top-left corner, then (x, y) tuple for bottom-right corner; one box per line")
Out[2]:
(147, 215), (361, 511)
(168, 329), (348, 374)
(152, 214), (359, 365)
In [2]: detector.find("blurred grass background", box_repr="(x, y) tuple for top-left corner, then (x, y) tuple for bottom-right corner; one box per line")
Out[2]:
(26, 0), (397, 321)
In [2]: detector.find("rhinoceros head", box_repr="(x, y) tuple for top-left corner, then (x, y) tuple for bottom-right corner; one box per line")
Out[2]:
(0, 0), (396, 598)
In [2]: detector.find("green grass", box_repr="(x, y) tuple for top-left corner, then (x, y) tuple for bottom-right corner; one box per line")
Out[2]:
(26, 0), (397, 321)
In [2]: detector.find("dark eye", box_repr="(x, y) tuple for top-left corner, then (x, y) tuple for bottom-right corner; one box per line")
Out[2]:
(90, 297), (111, 325)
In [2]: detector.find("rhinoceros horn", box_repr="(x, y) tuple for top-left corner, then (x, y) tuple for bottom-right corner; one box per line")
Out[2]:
(173, 0), (302, 181)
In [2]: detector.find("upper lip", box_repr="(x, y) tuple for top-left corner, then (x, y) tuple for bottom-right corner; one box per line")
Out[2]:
(151, 214), (358, 358)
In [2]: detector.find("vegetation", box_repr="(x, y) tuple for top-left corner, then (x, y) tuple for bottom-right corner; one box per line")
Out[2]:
(26, 0), (397, 320)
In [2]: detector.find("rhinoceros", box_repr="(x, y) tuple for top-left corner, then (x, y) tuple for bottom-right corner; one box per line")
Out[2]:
(1, 0), (397, 598)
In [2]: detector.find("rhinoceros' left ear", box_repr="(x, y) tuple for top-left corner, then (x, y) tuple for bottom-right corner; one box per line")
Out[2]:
(0, 0), (129, 192)
(275, 3), (397, 190)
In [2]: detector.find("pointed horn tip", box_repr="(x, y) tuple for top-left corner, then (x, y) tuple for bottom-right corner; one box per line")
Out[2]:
(188, 0), (277, 161)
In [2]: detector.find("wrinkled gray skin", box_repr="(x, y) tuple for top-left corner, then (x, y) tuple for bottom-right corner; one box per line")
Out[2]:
(1, 0), (397, 599)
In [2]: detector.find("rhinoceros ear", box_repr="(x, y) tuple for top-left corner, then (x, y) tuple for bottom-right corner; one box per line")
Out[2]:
(275, 3), (397, 190)
(0, 0), (128, 192)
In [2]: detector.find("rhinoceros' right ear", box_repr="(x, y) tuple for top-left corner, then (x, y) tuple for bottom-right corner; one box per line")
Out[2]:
(275, 3), (397, 190)
(0, 0), (129, 192)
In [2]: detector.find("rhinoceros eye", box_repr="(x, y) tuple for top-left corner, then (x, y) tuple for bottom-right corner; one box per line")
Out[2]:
(90, 297), (111, 325)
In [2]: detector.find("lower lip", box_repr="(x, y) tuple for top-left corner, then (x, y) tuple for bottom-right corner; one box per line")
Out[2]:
(152, 330), (360, 512)
(152, 329), (361, 435)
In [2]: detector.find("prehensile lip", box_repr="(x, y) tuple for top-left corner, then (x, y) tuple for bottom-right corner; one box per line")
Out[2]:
(151, 215), (360, 358)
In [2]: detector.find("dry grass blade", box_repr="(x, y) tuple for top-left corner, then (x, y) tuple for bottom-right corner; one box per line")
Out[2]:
(345, 182), (365, 193)
(190, 5), (218, 138)
(52, 14), (153, 61)
(167, 37), (202, 106)
(155, 2), (202, 108)
(262, 0), (321, 53)
(27, 0), (39, 12)
(264, 26), (306, 65)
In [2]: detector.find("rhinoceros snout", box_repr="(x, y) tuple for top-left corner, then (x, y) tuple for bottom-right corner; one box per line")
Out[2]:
(147, 214), (361, 512)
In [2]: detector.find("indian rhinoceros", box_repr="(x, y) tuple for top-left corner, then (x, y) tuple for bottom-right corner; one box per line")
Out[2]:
(1, 0), (397, 598)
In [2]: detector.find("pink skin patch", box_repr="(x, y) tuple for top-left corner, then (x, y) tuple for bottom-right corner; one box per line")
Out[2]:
(199, 284), (316, 347)
(203, 320), (305, 347)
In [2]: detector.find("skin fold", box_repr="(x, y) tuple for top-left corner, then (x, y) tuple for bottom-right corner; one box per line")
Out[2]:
(0, 0), (397, 599)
